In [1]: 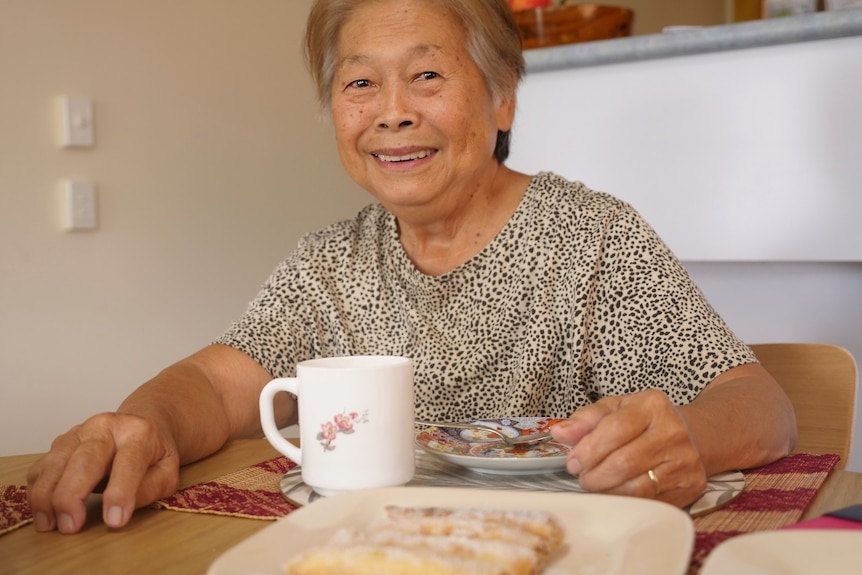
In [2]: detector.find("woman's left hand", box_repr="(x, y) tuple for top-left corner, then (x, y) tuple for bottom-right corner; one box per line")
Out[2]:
(550, 389), (708, 508)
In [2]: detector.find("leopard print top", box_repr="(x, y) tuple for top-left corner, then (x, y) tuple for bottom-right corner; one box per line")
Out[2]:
(217, 172), (755, 420)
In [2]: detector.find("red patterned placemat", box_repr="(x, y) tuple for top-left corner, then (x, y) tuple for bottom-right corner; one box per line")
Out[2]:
(0, 458), (298, 538)
(1, 485), (33, 536)
(153, 456), (299, 519)
(688, 452), (840, 575)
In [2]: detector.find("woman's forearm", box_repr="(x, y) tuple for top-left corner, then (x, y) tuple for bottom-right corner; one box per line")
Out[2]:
(679, 362), (797, 476)
(117, 344), (284, 465)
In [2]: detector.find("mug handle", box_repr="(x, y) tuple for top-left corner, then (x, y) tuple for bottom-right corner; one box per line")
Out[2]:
(259, 377), (302, 464)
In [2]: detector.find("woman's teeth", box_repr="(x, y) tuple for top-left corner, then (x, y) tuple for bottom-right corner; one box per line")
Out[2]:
(375, 150), (433, 162)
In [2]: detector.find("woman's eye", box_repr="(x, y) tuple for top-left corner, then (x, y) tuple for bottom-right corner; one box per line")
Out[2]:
(417, 71), (438, 81)
(347, 79), (372, 89)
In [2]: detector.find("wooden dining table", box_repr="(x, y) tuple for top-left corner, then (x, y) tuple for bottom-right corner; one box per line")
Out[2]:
(2, 438), (861, 575)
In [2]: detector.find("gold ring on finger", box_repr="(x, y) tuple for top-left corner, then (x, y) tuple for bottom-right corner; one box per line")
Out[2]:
(647, 468), (661, 497)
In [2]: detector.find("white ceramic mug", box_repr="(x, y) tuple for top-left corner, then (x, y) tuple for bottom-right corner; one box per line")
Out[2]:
(259, 355), (415, 496)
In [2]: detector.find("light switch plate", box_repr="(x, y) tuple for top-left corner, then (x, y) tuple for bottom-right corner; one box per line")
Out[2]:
(62, 180), (98, 231)
(60, 96), (95, 148)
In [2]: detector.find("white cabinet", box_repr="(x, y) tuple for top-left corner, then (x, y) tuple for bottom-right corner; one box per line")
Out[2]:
(509, 35), (862, 261)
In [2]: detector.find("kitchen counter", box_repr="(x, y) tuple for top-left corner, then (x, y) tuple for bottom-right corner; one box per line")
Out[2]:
(524, 9), (862, 72)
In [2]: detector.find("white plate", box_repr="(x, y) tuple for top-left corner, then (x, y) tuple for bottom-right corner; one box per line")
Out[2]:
(415, 417), (571, 474)
(700, 530), (862, 575)
(208, 486), (695, 575)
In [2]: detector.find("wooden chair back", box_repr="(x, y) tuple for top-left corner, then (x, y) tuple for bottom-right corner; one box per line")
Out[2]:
(749, 343), (857, 469)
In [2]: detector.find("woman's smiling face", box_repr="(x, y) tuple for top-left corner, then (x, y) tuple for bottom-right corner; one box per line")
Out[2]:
(330, 0), (515, 215)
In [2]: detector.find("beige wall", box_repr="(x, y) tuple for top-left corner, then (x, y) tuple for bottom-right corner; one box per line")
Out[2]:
(0, 0), (367, 455)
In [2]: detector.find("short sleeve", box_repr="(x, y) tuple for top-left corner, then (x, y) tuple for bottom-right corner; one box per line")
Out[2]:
(215, 254), (309, 378)
(583, 204), (755, 404)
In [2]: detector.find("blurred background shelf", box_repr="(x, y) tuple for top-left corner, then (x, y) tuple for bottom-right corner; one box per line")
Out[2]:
(512, 4), (635, 49)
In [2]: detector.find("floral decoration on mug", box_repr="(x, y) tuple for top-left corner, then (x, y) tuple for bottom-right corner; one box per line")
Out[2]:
(318, 409), (369, 451)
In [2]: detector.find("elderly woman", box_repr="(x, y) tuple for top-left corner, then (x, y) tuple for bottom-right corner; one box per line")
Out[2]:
(28, 0), (796, 534)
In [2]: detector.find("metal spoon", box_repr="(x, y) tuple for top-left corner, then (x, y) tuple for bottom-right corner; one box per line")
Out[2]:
(415, 419), (553, 447)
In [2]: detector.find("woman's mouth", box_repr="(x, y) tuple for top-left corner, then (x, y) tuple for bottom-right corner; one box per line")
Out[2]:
(373, 149), (437, 163)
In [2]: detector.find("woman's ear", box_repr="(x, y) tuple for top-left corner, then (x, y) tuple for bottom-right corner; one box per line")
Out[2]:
(495, 94), (517, 133)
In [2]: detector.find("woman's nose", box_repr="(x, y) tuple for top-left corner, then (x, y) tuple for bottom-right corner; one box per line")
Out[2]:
(377, 85), (418, 130)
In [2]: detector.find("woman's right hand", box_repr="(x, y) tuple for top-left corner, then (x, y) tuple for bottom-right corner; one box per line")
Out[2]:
(26, 344), (289, 534)
(26, 412), (180, 534)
